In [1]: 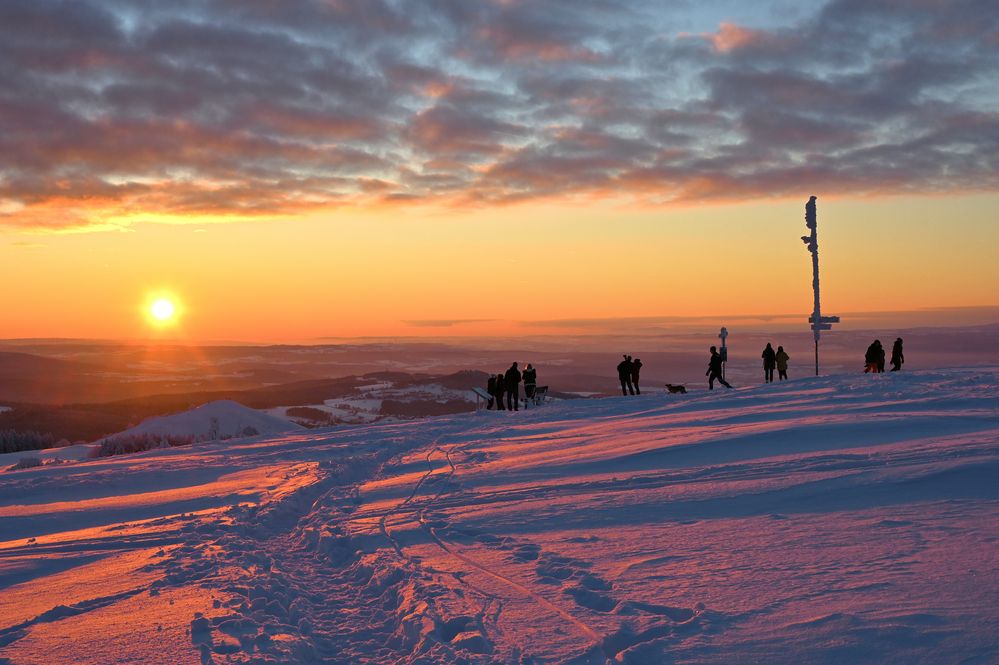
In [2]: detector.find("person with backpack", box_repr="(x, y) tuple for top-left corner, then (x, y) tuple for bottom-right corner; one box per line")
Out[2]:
(504, 362), (522, 411)
(631, 358), (643, 395)
(762, 343), (777, 383)
(486, 375), (497, 409)
(494, 373), (506, 410)
(776, 346), (790, 381)
(523, 364), (538, 406)
(617, 355), (635, 395)
(864, 340), (882, 373)
(707, 346), (732, 390)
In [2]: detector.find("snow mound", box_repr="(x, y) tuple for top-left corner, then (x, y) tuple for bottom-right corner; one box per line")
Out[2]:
(110, 399), (304, 442)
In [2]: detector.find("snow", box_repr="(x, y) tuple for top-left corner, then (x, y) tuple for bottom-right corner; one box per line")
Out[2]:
(109, 400), (304, 442)
(0, 443), (97, 469)
(0, 368), (997, 663)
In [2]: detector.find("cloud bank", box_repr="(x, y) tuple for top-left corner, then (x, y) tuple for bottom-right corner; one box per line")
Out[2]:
(1, 0), (997, 230)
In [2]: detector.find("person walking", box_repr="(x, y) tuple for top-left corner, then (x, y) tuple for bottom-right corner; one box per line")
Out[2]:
(776, 346), (790, 381)
(504, 362), (522, 411)
(617, 355), (635, 395)
(631, 358), (643, 395)
(494, 373), (506, 410)
(890, 338), (904, 372)
(864, 340), (882, 373)
(707, 346), (732, 390)
(877, 341), (886, 373)
(762, 343), (777, 383)
(486, 375), (497, 409)
(523, 363), (538, 406)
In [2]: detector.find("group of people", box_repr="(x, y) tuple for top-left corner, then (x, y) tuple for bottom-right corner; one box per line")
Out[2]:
(485, 362), (538, 411)
(761, 343), (791, 383)
(616, 355), (643, 395)
(719, 337), (904, 389)
(486, 337), (908, 408)
(864, 338), (904, 373)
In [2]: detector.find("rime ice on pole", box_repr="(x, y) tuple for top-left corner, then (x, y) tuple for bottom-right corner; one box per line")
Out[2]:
(801, 195), (840, 375)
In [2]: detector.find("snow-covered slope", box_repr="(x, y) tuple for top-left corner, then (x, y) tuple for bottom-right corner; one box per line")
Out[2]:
(0, 442), (97, 469)
(110, 399), (304, 442)
(1, 369), (997, 664)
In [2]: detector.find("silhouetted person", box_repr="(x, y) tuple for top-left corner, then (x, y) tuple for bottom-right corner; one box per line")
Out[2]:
(890, 338), (904, 372)
(707, 346), (732, 390)
(631, 358), (643, 395)
(494, 373), (506, 410)
(523, 363), (538, 405)
(877, 343), (886, 373)
(504, 363), (522, 411)
(617, 355), (635, 395)
(864, 340), (882, 373)
(776, 346), (790, 381)
(486, 375), (497, 409)
(762, 343), (777, 383)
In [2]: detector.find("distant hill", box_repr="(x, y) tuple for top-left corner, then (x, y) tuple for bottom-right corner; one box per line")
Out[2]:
(0, 370), (487, 442)
(0, 351), (105, 404)
(0, 349), (294, 405)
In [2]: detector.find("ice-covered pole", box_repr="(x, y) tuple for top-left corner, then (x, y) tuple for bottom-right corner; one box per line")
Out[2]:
(718, 327), (728, 379)
(801, 196), (839, 375)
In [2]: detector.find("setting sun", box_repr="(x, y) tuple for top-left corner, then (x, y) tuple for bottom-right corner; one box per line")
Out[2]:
(149, 298), (176, 323)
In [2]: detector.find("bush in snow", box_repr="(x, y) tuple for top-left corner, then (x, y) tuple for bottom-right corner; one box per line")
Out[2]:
(96, 433), (196, 458)
(286, 407), (336, 427)
(8, 455), (43, 471)
(0, 429), (55, 454)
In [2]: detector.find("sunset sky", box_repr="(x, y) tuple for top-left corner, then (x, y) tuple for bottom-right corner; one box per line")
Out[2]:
(2, 0), (998, 341)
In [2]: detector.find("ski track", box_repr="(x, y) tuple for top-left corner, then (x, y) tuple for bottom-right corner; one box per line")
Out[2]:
(385, 443), (511, 654)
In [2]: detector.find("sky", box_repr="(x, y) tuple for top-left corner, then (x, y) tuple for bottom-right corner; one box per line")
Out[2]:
(1, 0), (998, 341)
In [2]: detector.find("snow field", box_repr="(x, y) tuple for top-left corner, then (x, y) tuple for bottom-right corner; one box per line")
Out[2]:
(0, 368), (997, 663)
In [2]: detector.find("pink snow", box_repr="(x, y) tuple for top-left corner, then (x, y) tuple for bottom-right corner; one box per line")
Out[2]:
(0, 368), (997, 663)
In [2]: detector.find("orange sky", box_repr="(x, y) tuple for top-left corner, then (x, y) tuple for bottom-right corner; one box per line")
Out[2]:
(2, 193), (997, 342)
(3, 2), (998, 343)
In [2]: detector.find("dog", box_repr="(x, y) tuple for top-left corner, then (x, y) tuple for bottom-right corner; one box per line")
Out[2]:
(665, 383), (687, 394)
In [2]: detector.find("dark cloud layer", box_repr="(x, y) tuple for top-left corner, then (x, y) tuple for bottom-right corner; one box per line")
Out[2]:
(1, 0), (997, 229)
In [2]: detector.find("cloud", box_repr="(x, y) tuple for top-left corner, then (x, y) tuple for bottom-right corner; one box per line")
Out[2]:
(706, 22), (768, 53)
(0, 0), (997, 230)
(518, 306), (999, 333)
(404, 319), (497, 328)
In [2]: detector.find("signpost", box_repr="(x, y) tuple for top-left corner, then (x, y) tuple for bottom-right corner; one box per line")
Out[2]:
(801, 196), (840, 375)
(719, 327), (728, 380)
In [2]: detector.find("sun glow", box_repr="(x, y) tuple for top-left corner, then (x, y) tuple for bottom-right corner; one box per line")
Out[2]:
(151, 299), (175, 321)
(145, 295), (180, 327)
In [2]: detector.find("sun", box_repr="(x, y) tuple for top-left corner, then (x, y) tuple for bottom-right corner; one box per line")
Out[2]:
(149, 298), (177, 323)
(151, 298), (175, 321)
